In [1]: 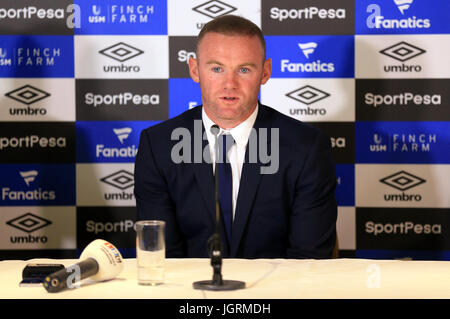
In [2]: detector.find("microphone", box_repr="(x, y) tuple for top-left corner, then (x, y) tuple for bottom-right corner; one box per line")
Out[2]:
(43, 239), (124, 293)
(193, 124), (245, 291)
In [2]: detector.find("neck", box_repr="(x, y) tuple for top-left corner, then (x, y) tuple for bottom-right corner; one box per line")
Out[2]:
(204, 105), (257, 130)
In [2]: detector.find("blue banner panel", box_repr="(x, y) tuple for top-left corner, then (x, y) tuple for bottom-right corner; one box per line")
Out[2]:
(0, 164), (75, 206)
(335, 164), (355, 206)
(76, 121), (159, 163)
(266, 35), (354, 78)
(168, 78), (202, 118)
(74, 0), (167, 35)
(355, 122), (450, 164)
(355, 0), (450, 34)
(0, 35), (74, 77)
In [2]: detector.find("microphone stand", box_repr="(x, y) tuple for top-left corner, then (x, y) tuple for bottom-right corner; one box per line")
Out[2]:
(193, 125), (245, 291)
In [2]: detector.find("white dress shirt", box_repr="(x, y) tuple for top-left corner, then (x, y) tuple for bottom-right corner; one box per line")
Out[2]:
(202, 105), (258, 220)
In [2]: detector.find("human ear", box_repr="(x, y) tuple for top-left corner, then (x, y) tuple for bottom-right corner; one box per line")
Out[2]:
(188, 57), (200, 83)
(261, 58), (272, 84)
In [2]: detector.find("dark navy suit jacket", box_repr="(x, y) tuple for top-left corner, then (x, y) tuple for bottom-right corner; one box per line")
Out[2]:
(134, 104), (337, 259)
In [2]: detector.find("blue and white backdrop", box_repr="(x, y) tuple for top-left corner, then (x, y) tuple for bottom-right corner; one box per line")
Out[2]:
(0, 0), (449, 260)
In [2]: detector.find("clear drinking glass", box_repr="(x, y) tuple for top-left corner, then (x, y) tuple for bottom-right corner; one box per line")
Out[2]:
(136, 220), (165, 285)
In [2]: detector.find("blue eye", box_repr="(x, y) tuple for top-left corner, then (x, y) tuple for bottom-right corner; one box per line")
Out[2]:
(240, 67), (250, 73)
(212, 66), (222, 72)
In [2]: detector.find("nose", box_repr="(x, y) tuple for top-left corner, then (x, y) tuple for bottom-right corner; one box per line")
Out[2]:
(223, 71), (238, 90)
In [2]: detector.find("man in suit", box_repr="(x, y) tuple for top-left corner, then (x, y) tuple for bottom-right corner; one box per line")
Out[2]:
(134, 15), (337, 259)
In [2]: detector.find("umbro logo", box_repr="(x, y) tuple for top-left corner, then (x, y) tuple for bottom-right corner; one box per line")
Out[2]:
(113, 127), (132, 144)
(192, 0), (236, 18)
(99, 42), (144, 62)
(393, 0), (414, 15)
(20, 170), (38, 187)
(298, 42), (317, 59)
(6, 213), (52, 233)
(380, 171), (426, 191)
(380, 42), (426, 62)
(100, 170), (134, 190)
(286, 85), (330, 105)
(5, 85), (51, 105)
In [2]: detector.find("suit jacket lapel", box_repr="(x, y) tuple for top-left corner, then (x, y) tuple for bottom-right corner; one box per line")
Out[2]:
(231, 104), (273, 257)
(189, 107), (216, 226)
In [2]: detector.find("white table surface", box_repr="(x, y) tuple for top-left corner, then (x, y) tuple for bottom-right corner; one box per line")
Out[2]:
(1, 258), (449, 299)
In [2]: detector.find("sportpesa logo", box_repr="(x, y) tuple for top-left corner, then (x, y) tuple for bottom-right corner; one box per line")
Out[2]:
(0, 4), (81, 29)
(365, 221), (441, 236)
(0, 135), (66, 150)
(365, 92), (441, 107)
(270, 6), (346, 21)
(84, 92), (160, 107)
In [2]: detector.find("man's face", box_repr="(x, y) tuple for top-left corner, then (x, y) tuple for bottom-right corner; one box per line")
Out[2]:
(188, 32), (272, 128)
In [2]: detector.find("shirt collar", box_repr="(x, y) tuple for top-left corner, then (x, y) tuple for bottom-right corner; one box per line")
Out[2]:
(202, 104), (258, 148)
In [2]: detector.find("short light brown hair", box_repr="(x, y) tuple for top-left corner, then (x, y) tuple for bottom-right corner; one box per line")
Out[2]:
(196, 15), (266, 62)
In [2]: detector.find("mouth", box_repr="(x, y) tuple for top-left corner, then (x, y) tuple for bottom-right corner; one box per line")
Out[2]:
(220, 96), (239, 102)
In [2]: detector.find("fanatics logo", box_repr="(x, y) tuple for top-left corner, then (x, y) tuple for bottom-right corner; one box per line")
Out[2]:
(285, 85), (330, 105)
(380, 171), (426, 191)
(5, 85), (50, 105)
(365, 0), (430, 30)
(113, 127), (132, 144)
(298, 42), (317, 59)
(393, 0), (414, 15)
(99, 42), (144, 62)
(100, 170), (134, 190)
(94, 126), (138, 159)
(192, 0), (236, 18)
(6, 213), (52, 233)
(379, 42), (426, 62)
(19, 170), (38, 186)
